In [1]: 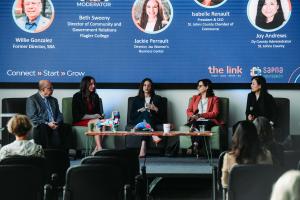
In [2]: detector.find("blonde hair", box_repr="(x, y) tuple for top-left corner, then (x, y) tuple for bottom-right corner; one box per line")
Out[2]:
(270, 170), (300, 200)
(7, 114), (32, 137)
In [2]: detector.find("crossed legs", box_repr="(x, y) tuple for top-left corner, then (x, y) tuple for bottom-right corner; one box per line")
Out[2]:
(93, 126), (105, 154)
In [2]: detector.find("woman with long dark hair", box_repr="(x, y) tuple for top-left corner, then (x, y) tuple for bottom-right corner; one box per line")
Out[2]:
(255, 0), (285, 29)
(246, 76), (277, 124)
(186, 79), (223, 154)
(221, 120), (273, 188)
(72, 76), (104, 153)
(138, 0), (166, 32)
(129, 78), (164, 157)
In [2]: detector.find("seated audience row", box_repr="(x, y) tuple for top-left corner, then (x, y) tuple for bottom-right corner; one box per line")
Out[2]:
(1, 115), (298, 200)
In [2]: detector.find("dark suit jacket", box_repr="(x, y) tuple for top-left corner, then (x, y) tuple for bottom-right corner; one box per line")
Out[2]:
(72, 92), (102, 123)
(245, 92), (277, 124)
(186, 95), (223, 125)
(26, 92), (63, 126)
(129, 95), (164, 128)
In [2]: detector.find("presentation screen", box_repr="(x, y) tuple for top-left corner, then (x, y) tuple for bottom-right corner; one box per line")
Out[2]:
(0, 0), (300, 86)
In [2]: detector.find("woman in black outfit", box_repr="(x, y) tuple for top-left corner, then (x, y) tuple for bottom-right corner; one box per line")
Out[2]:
(129, 78), (164, 157)
(246, 76), (277, 125)
(72, 76), (104, 153)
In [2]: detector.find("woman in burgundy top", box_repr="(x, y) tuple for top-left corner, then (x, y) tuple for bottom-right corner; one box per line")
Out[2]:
(72, 76), (104, 152)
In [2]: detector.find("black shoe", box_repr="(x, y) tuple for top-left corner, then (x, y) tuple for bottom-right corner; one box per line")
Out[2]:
(193, 142), (199, 158)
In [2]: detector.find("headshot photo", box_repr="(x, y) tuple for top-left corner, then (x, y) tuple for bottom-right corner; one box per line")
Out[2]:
(194, 0), (226, 8)
(13, 0), (54, 33)
(247, 0), (291, 31)
(132, 0), (173, 34)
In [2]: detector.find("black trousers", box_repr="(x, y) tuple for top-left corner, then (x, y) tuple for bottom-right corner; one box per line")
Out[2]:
(191, 120), (216, 145)
(33, 123), (72, 150)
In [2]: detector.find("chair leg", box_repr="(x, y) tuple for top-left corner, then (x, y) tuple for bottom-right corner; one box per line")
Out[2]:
(222, 188), (227, 200)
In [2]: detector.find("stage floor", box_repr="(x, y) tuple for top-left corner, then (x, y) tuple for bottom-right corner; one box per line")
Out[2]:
(140, 156), (218, 177)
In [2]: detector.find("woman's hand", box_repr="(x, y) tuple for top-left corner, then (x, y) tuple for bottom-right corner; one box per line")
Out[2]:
(83, 114), (102, 120)
(189, 114), (199, 122)
(137, 107), (146, 112)
(48, 121), (58, 130)
(148, 103), (158, 112)
(94, 114), (102, 119)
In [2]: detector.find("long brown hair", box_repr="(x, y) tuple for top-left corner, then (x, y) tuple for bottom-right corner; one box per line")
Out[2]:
(140, 0), (164, 30)
(230, 120), (265, 164)
(80, 76), (96, 99)
(253, 116), (274, 147)
(138, 78), (155, 98)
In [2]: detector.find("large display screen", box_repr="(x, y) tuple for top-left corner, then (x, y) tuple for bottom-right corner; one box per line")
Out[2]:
(0, 0), (299, 85)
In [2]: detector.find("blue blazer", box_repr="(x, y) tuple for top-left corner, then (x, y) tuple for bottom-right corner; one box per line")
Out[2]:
(26, 92), (63, 126)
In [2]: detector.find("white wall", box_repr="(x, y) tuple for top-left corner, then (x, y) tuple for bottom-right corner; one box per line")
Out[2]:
(0, 88), (299, 135)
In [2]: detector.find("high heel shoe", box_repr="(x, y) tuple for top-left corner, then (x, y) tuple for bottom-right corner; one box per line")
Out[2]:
(92, 147), (98, 156)
(92, 146), (102, 155)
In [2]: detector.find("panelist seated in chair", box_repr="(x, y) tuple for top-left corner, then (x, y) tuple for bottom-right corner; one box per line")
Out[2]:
(186, 79), (223, 154)
(0, 114), (44, 161)
(26, 80), (70, 150)
(221, 121), (273, 189)
(72, 76), (104, 154)
(128, 78), (164, 157)
(246, 76), (277, 125)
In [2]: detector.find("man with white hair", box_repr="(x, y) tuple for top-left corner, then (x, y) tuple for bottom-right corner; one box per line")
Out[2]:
(16, 0), (50, 33)
(26, 80), (70, 149)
